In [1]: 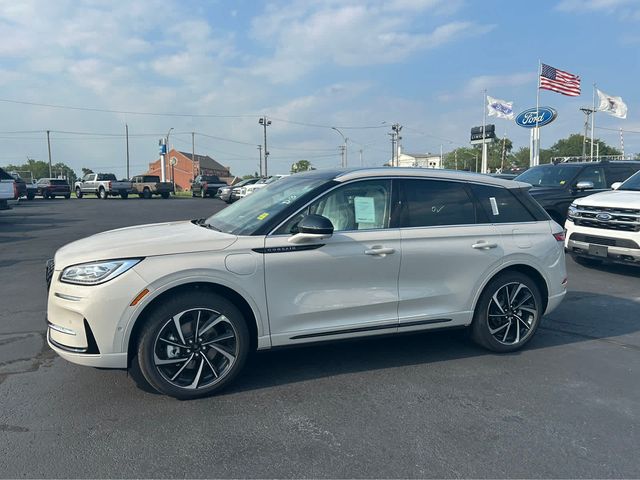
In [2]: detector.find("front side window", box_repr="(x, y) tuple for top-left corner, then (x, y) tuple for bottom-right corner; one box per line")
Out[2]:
(276, 180), (392, 234)
(397, 179), (475, 228)
(470, 184), (536, 223)
(575, 166), (606, 189)
(606, 166), (637, 185)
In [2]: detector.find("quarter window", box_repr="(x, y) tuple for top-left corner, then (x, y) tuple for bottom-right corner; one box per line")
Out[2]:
(470, 184), (536, 223)
(397, 179), (475, 227)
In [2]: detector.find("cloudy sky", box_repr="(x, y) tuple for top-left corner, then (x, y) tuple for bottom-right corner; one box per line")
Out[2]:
(0, 0), (639, 177)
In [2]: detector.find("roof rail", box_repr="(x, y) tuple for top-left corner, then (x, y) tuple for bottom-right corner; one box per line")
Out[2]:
(550, 155), (633, 164)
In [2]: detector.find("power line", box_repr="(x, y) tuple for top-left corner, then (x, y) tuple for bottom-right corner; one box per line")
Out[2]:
(596, 126), (640, 135)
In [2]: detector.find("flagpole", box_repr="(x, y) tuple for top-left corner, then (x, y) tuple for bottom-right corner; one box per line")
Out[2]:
(482, 89), (487, 173)
(534, 59), (541, 166)
(590, 83), (596, 160)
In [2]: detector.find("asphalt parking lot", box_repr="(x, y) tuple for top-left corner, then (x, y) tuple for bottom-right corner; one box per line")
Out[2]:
(1, 197), (639, 478)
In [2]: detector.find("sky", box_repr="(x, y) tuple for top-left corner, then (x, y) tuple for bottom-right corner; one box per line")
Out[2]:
(0, 0), (639, 178)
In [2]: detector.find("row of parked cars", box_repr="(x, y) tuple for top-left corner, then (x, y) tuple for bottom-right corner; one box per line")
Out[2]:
(211, 175), (288, 203)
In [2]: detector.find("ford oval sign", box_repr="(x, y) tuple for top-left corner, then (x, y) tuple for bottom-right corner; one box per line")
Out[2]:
(515, 107), (558, 128)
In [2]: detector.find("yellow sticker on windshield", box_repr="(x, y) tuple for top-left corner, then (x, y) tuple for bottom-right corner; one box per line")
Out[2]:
(560, 180), (566, 185)
(257, 213), (269, 220)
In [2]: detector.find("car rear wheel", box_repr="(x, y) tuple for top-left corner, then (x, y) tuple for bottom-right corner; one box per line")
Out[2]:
(471, 272), (543, 352)
(120, 192), (129, 199)
(143, 188), (152, 199)
(64, 194), (71, 199)
(136, 291), (250, 399)
(75, 188), (83, 199)
(98, 188), (107, 200)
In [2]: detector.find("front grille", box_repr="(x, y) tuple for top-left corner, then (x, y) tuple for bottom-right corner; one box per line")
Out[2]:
(45, 259), (55, 290)
(569, 233), (639, 249)
(572, 205), (640, 232)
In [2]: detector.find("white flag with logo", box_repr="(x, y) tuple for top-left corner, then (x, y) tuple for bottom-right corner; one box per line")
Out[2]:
(596, 88), (627, 119)
(487, 96), (514, 120)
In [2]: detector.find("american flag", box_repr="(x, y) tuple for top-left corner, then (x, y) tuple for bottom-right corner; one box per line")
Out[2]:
(539, 63), (581, 96)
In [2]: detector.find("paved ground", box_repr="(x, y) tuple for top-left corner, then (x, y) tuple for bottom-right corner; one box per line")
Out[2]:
(1, 197), (639, 478)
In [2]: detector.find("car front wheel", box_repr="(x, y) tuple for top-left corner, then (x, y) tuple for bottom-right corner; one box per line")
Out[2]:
(136, 291), (250, 399)
(471, 272), (543, 352)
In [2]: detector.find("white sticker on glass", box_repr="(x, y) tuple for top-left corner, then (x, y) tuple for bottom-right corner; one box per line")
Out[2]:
(354, 196), (376, 223)
(489, 197), (499, 215)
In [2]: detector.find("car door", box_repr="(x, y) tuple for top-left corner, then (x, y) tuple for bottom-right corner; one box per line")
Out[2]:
(573, 165), (608, 200)
(263, 179), (401, 346)
(396, 179), (504, 330)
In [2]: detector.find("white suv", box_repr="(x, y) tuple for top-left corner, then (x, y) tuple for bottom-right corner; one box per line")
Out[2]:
(565, 170), (640, 266)
(47, 168), (567, 399)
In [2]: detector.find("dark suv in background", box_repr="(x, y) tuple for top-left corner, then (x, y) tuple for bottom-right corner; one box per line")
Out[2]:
(191, 175), (228, 198)
(514, 161), (640, 223)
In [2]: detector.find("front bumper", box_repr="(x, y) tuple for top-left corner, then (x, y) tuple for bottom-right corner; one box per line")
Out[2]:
(565, 221), (640, 265)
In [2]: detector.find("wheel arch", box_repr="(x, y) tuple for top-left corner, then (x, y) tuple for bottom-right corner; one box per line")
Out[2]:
(126, 281), (260, 367)
(472, 263), (549, 320)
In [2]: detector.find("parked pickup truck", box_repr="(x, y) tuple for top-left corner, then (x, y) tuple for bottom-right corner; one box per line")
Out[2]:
(0, 167), (17, 210)
(565, 170), (640, 267)
(131, 175), (174, 199)
(75, 173), (133, 199)
(191, 175), (228, 198)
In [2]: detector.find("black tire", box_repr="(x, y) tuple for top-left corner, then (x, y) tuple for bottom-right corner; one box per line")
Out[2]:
(135, 291), (250, 399)
(98, 187), (107, 200)
(143, 188), (152, 199)
(471, 271), (543, 353)
(120, 192), (129, 199)
(64, 194), (71, 199)
(76, 188), (83, 199)
(161, 192), (170, 199)
(26, 193), (35, 201)
(571, 254), (602, 267)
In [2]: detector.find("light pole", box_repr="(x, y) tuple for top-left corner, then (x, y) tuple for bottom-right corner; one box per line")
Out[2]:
(331, 127), (348, 167)
(160, 127), (173, 182)
(259, 116), (271, 176)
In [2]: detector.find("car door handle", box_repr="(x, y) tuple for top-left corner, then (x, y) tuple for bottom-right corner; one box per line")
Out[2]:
(472, 241), (498, 250)
(364, 247), (395, 255)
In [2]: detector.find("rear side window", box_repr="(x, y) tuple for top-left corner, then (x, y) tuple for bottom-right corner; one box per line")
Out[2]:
(606, 165), (639, 185)
(98, 174), (117, 181)
(470, 184), (537, 223)
(397, 179), (475, 228)
(143, 176), (160, 182)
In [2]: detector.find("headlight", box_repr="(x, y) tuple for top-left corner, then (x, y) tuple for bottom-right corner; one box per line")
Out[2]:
(60, 258), (142, 285)
(567, 204), (578, 220)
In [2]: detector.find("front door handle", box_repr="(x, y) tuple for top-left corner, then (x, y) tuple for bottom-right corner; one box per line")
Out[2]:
(364, 247), (396, 255)
(472, 241), (498, 250)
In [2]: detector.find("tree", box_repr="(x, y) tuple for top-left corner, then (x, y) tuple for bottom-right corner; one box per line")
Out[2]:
(291, 159), (314, 173)
(1, 158), (78, 183)
(546, 133), (621, 159)
(443, 147), (479, 171)
(81, 167), (94, 177)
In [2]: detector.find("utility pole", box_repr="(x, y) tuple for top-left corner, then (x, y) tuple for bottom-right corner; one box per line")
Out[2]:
(257, 145), (262, 176)
(389, 124), (402, 167)
(359, 149), (363, 167)
(125, 123), (130, 179)
(620, 128), (625, 158)
(46, 130), (52, 177)
(192, 132), (196, 179)
(500, 133), (507, 171)
(259, 116), (271, 176)
(338, 145), (346, 167)
(440, 144), (443, 169)
(580, 107), (595, 160)
(331, 127), (348, 167)
(454, 149), (458, 170)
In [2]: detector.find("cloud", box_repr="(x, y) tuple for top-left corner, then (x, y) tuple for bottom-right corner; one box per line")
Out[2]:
(439, 73), (537, 101)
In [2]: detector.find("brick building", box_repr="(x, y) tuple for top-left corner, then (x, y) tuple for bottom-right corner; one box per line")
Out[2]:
(146, 149), (232, 191)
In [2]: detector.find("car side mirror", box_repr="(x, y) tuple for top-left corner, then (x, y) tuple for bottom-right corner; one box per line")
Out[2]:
(611, 182), (622, 190)
(575, 180), (594, 190)
(288, 214), (334, 244)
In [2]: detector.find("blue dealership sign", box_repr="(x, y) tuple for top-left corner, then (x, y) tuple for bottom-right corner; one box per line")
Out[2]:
(515, 107), (558, 128)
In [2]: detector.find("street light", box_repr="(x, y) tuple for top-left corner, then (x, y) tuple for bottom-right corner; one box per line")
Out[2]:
(259, 116), (271, 176)
(331, 127), (348, 167)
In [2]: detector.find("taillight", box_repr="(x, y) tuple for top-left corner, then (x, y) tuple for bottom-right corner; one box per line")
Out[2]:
(553, 231), (565, 242)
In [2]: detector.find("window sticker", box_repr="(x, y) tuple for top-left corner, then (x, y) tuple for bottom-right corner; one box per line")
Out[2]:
(257, 212), (270, 220)
(559, 180), (566, 185)
(354, 196), (376, 223)
(489, 197), (499, 216)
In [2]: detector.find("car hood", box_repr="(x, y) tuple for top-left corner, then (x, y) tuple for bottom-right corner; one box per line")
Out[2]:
(573, 190), (640, 208)
(54, 221), (237, 268)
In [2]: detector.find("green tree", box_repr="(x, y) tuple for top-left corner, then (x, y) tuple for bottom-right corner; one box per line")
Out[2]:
(546, 133), (621, 159)
(1, 158), (77, 183)
(443, 147), (479, 171)
(81, 167), (94, 177)
(291, 159), (314, 173)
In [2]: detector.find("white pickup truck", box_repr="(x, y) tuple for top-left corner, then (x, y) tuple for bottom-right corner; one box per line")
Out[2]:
(0, 167), (17, 210)
(565, 170), (640, 267)
(74, 173), (133, 199)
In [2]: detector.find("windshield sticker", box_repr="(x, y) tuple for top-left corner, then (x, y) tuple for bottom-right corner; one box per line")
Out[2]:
(257, 213), (270, 220)
(354, 196), (376, 223)
(489, 197), (499, 216)
(560, 180), (566, 185)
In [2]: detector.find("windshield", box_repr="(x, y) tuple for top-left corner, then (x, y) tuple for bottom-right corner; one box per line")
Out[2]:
(515, 164), (581, 187)
(619, 171), (640, 191)
(205, 175), (328, 235)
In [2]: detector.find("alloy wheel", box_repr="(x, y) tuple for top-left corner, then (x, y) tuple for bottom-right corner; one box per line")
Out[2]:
(152, 308), (238, 390)
(486, 282), (538, 346)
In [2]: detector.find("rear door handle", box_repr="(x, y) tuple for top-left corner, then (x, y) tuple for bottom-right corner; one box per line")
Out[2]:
(472, 241), (498, 250)
(364, 247), (396, 255)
